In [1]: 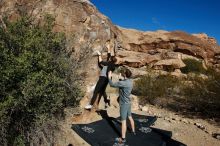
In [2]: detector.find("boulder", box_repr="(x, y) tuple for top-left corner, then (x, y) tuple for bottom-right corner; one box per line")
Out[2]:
(117, 50), (161, 68)
(193, 33), (218, 44)
(194, 123), (205, 130)
(212, 133), (220, 140)
(162, 51), (182, 59)
(153, 59), (186, 70)
(117, 28), (220, 68)
(141, 106), (149, 112)
(125, 66), (148, 78)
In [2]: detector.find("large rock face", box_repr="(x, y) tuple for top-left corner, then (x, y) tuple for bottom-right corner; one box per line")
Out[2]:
(1, 0), (220, 79)
(0, 0), (121, 86)
(116, 27), (220, 69)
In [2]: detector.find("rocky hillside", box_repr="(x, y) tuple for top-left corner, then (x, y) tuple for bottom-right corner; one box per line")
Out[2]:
(117, 28), (220, 68)
(1, 0), (220, 85)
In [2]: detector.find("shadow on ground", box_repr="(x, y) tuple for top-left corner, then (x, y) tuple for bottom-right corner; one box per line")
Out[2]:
(72, 110), (186, 146)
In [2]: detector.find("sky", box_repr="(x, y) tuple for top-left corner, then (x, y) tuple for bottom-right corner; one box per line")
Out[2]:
(90, 0), (220, 44)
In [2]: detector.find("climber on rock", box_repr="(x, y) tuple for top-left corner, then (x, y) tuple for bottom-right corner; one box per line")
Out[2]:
(85, 49), (118, 110)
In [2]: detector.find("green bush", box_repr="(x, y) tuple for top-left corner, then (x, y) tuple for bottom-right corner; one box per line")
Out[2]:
(0, 16), (82, 145)
(133, 74), (179, 104)
(134, 69), (220, 118)
(181, 58), (206, 74)
(183, 72), (220, 117)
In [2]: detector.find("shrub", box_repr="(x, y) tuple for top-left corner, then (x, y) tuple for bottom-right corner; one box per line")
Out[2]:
(181, 58), (206, 74)
(0, 16), (83, 145)
(183, 72), (220, 117)
(133, 74), (179, 104)
(134, 69), (220, 118)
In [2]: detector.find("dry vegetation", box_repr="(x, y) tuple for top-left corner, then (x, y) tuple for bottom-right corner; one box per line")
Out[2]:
(134, 59), (220, 120)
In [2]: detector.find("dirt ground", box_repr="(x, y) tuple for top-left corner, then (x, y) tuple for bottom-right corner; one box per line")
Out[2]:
(54, 93), (220, 146)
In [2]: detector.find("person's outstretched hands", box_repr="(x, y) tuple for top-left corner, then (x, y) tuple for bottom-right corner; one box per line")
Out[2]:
(97, 50), (101, 56)
(92, 50), (101, 56)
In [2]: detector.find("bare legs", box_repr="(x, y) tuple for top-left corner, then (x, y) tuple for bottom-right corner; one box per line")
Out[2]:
(128, 116), (135, 133)
(121, 116), (135, 139)
(121, 120), (126, 139)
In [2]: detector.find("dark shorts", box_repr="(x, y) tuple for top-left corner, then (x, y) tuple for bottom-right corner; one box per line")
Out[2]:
(120, 104), (131, 121)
